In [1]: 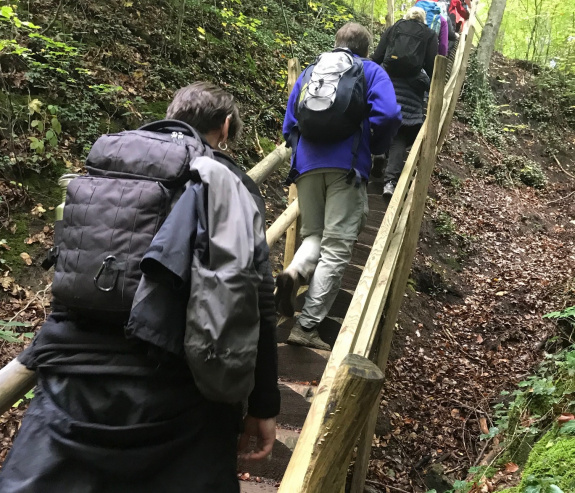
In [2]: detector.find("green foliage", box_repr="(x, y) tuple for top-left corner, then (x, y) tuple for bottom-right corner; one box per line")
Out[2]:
(519, 69), (575, 132)
(434, 211), (457, 238)
(491, 0), (575, 74)
(487, 155), (547, 189)
(490, 344), (575, 468)
(461, 55), (504, 148)
(437, 170), (463, 192)
(503, 428), (575, 493)
(0, 320), (33, 343)
(12, 389), (35, 408)
(544, 305), (575, 326)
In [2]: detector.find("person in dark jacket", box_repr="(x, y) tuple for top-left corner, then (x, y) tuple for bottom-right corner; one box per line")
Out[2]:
(372, 7), (437, 197)
(0, 83), (280, 493)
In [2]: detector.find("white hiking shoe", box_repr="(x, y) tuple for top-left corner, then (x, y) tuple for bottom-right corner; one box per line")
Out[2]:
(382, 181), (396, 198)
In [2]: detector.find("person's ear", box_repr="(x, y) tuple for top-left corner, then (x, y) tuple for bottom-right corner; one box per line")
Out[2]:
(220, 115), (231, 145)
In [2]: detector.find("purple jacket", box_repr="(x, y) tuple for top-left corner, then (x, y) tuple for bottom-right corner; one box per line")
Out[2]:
(439, 16), (448, 56)
(282, 55), (402, 181)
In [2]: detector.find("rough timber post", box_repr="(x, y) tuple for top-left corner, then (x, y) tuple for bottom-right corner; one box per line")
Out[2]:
(283, 58), (301, 268)
(298, 354), (384, 492)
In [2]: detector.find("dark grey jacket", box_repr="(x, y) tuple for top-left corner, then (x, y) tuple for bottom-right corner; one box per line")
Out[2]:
(390, 70), (431, 127)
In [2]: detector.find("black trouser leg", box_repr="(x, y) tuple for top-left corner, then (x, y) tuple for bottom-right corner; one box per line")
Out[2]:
(384, 125), (421, 185)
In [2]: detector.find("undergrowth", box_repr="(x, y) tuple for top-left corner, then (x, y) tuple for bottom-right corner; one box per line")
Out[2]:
(461, 55), (504, 149)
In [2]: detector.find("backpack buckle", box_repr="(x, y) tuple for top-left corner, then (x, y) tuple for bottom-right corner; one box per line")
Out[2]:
(94, 255), (121, 292)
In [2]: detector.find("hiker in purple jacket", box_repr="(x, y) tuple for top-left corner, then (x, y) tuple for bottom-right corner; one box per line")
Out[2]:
(275, 22), (401, 350)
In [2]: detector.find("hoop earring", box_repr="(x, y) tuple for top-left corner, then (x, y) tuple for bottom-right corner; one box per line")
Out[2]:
(218, 141), (228, 151)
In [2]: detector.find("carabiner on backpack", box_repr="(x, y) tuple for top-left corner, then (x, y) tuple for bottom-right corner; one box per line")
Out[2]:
(94, 255), (125, 292)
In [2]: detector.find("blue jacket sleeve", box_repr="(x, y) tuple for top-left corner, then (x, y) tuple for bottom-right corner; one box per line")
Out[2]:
(364, 61), (402, 156)
(282, 73), (303, 146)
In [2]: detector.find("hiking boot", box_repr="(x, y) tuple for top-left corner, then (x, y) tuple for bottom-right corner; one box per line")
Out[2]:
(275, 270), (300, 317)
(286, 323), (331, 351)
(382, 181), (396, 198)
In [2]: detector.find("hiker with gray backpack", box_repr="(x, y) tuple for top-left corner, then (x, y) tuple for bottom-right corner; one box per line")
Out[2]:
(371, 7), (438, 199)
(0, 82), (280, 493)
(275, 22), (402, 350)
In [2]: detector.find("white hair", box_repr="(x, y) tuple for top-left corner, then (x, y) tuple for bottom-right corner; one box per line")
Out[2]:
(404, 6), (426, 24)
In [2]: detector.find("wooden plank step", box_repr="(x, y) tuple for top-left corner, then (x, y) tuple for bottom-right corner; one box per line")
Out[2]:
(240, 481), (278, 492)
(281, 382), (316, 403)
(277, 344), (330, 383)
(350, 242), (372, 267)
(277, 383), (311, 428)
(340, 263), (364, 292)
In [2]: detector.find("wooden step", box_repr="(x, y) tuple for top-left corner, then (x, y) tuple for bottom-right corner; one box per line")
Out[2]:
(277, 343), (330, 383)
(240, 481), (278, 492)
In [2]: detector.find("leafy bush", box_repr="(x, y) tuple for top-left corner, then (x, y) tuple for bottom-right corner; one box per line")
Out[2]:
(488, 155), (547, 189)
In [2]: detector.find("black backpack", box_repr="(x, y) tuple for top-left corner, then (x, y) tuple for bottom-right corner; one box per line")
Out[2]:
(46, 120), (212, 321)
(296, 48), (366, 142)
(383, 19), (428, 77)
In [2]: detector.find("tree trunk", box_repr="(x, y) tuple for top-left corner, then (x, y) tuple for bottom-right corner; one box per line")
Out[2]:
(476, 0), (507, 71)
(386, 0), (394, 28)
(175, 0), (186, 46)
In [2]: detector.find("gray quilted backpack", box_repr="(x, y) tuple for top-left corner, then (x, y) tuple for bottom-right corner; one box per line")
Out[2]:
(48, 120), (211, 320)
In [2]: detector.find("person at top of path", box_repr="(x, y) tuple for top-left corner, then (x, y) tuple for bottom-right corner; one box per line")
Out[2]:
(414, 0), (449, 56)
(433, 0), (459, 53)
(371, 7), (438, 190)
(449, 0), (471, 31)
(276, 22), (402, 351)
(0, 82), (280, 493)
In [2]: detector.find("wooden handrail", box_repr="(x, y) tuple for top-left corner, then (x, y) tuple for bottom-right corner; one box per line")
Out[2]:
(247, 142), (291, 186)
(281, 2), (480, 489)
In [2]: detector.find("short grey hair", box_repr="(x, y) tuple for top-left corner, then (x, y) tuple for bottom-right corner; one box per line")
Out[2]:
(166, 82), (242, 141)
(404, 7), (426, 24)
(334, 22), (372, 57)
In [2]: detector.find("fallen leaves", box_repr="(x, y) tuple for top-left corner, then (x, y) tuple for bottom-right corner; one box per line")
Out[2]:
(504, 462), (519, 473)
(19, 253), (32, 266)
(30, 204), (46, 216)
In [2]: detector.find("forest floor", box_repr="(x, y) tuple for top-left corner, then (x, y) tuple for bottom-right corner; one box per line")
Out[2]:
(354, 55), (575, 492)
(1, 3), (574, 489)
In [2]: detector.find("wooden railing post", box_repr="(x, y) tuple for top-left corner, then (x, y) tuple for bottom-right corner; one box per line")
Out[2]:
(283, 58), (301, 269)
(292, 354), (384, 492)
